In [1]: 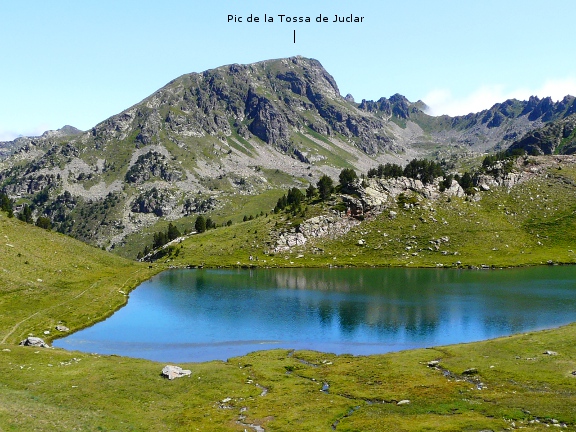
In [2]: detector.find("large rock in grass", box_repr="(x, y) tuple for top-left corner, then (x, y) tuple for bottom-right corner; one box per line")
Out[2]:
(19, 337), (50, 348)
(162, 365), (191, 380)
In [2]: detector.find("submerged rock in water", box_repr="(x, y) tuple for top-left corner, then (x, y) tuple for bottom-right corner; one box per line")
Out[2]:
(162, 365), (191, 380)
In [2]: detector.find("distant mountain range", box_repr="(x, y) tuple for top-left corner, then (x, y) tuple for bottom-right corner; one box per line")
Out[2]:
(1, 56), (574, 250)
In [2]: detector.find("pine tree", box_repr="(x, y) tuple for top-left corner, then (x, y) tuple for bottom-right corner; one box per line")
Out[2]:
(306, 184), (317, 199)
(18, 204), (33, 224)
(205, 217), (214, 230)
(195, 215), (206, 233)
(35, 216), (52, 230)
(317, 175), (334, 201)
(167, 223), (181, 241)
(339, 168), (357, 188)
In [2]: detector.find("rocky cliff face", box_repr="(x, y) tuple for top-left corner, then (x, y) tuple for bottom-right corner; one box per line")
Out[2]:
(508, 113), (576, 155)
(1, 56), (574, 251)
(356, 94), (576, 153)
(95, 56), (399, 156)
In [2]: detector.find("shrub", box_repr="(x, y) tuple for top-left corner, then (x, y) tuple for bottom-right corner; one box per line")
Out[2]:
(35, 216), (52, 230)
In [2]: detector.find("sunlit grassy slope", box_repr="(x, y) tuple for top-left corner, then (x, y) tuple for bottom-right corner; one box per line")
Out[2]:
(0, 213), (158, 344)
(165, 169), (576, 269)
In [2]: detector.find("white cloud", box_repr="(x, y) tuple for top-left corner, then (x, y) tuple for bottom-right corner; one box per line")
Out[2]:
(0, 124), (50, 142)
(424, 77), (576, 116)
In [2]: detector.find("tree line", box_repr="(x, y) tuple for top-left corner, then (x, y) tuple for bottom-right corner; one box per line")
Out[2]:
(273, 168), (360, 214)
(364, 156), (527, 195)
(367, 159), (445, 185)
(1, 191), (52, 229)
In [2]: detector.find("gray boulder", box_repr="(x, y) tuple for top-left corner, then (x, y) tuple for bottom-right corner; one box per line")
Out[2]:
(19, 337), (50, 348)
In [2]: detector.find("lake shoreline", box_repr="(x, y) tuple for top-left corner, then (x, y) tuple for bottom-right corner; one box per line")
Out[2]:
(5, 263), (576, 430)
(52, 265), (576, 363)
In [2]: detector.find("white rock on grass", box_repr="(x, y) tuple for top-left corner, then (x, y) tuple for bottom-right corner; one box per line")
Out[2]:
(162, 365), (191, 380)
(19, 337), (50, 348)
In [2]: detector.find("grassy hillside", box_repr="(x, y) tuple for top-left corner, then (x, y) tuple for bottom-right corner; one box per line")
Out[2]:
(160, 165), (576, 269)
(0, 213), (159, 344)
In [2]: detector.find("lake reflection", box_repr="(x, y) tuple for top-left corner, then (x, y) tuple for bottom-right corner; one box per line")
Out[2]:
(53, 267), (576, 362)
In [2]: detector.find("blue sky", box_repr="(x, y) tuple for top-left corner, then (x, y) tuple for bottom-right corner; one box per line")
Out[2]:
(1, 0), (575, 140)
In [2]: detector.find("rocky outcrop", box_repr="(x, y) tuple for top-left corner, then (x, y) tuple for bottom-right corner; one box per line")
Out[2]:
(299, 215), (360, 239)
(274, 214), (358, 252)
(274, 215), (360, 252)
(349, 177), (464, 215)
(476, 171), (523, 189)
(275, 231), (307, 252)
(19, 337), (50, 348)
(125, 151), (184, 184)
(131, 188), (176, 216)
(183, 196), (218, 215)
(508, 113), (576, 155)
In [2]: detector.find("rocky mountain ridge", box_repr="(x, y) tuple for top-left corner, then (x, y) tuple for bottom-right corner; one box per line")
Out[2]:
(508, 113), (576, 155)
(1, 56), (575, 252)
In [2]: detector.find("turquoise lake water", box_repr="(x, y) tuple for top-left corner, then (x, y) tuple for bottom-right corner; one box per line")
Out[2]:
(53, 266), (576, 362)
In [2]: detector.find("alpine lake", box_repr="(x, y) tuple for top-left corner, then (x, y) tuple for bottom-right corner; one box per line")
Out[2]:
(54, 266), (576, 362)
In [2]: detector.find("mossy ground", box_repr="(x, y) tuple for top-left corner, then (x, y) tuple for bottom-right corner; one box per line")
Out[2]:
(2, 326), (575, 430)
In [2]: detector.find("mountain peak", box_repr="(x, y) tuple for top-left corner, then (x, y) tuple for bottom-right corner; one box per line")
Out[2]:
(4, 56), (576, 251)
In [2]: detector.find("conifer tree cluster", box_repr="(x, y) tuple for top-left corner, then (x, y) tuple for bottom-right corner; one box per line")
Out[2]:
(367, 159), (444, 185)
(274, 187), (305, 212)
(138, 222), (183, 259)
(194, 215), (217, 233)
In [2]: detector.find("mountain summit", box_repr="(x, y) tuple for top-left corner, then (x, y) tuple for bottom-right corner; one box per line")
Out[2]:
(1, 56), (575, 251)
